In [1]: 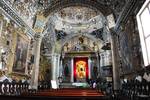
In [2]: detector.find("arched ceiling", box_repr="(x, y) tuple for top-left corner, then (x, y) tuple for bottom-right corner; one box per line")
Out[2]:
(50, 6), (104, 35)
(42, 6), (107, 54)
(43, 0), (113, 17)
(5, 0), (128, 54)
(57, 6), (99, 21)
(5, 0), (127, 32)
(40, 0), (127, 54)
(39, 0), (127, 19)
(61, 36), (101, 53)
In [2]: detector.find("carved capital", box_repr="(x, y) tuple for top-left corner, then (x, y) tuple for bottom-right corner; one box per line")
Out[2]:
(34, 33), (42, 40)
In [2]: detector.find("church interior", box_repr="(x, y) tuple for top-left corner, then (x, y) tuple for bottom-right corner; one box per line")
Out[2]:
(0, 0), (150, 100)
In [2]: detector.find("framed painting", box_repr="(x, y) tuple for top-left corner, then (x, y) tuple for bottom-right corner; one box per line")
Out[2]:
(13, 34), (29, 73)
(74, 57), (88, 82)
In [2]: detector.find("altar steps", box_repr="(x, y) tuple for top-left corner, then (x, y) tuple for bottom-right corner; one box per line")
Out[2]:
(34, 88), (103, 97)
(0, 88), (111, 100)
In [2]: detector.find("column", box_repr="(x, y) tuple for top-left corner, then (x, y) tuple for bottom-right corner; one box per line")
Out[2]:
(56, 54), (60, 87)
(51, 54), (57, 80)
(59, 58), (63, 77)
(96, 53), (101, 77)
(56, 54), (60, 80)
(30, 34), (42, 89)
(51, 53), (61, 80)
(71, 57), (74, 82)
(111, 32), (120, 92)
(99, 52), (103, 77)
(88, 57), (91, 79)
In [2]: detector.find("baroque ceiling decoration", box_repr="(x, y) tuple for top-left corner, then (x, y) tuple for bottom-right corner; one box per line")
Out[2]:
(57, 6), (99, 22)
(55, 30), (67, 40)
(90, 28), (104, 40)
(6, 0), (38, 27)
(42, 4), (110, 52)
(62, 36), (101, 53)
(4, 0), (128, 31)
(2, 0), (129, 53)
(52, 6), (104, 35)
(42, 0), (127, 18)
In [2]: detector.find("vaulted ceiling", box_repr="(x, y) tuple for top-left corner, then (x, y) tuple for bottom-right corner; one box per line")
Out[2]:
(40, 0), (127, 53)
(47, 6), (104, 39)
(54, 7), (103, 34)
(42, 0), (127, 17)
(4, 0), (128, 54)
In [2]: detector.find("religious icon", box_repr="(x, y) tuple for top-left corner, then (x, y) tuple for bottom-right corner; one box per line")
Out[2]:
(76, 61), (86, 79)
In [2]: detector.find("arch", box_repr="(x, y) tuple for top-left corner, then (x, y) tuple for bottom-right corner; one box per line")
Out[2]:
(59, 34), (103, 53)
(68, 43), (95, 52)
(42, 0), (112, 54)
(59, 34), (103, 46)
(43, 0), (112, 17)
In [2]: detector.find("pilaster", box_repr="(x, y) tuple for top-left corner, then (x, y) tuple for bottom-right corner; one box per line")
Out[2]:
(111, 31), (120, 91)
(30, 34), (42, 89)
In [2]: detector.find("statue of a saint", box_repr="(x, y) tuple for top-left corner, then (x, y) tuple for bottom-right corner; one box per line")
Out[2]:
(64, 64), (69, 77)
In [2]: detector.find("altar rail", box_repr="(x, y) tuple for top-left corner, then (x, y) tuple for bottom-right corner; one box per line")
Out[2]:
(121, 80), (150, 100)
(0, 81), (29, 95)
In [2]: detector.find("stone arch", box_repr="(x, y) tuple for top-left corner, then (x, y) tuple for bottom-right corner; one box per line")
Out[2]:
(43, 0), (112, 17)
(41, 0), (112, 54)
(59, 34), (103, 53)
(68, 43), (94, 52)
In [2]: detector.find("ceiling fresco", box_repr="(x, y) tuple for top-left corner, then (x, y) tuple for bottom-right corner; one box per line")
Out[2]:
(53, 6), (104, 34)
(4, 0), (128, 53)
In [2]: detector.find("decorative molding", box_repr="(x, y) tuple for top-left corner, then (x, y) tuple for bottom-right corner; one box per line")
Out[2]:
(58, 33), (103, 48)
(34, 33), (42, 40)
(0, 0), (36, 38)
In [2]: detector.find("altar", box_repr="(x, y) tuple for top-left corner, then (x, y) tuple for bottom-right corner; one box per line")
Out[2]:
(61, 51), (100, 83)
(72, 82), (89, 88)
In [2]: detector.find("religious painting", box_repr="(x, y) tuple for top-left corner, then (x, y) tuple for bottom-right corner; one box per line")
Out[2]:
(76, 61), (86, 79)
(13, 34), (29, 73)
(74, 57), (88, 82)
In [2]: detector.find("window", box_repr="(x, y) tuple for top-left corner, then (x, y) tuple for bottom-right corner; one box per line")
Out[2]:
(137, 0), (150, 66)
